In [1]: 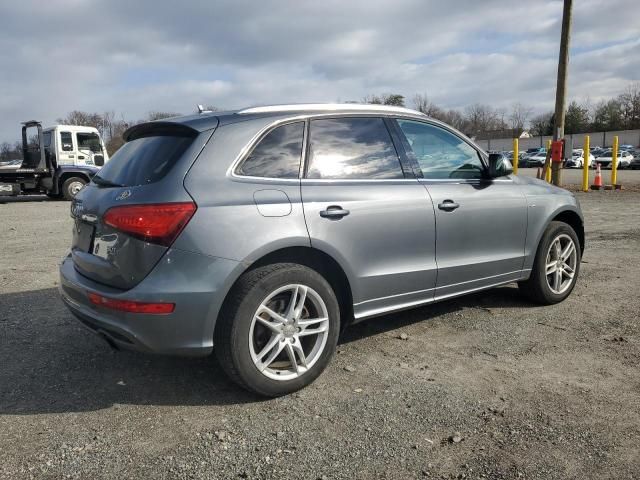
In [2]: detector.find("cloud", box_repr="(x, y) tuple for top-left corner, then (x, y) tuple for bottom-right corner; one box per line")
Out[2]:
(0, 0), (638, 141)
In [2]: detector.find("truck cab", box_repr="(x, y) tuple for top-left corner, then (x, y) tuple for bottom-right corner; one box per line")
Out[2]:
(0, 121), (109, 200)
(43, 125), (109, 168)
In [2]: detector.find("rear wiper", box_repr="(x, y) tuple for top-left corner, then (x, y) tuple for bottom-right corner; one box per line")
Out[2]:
(92, 175), (125, 188)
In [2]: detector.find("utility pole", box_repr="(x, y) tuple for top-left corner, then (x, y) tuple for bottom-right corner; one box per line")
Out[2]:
(551, 0), (573, 186)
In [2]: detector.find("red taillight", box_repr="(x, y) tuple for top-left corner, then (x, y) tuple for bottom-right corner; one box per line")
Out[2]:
(103, 202), (196, 246)
(88, 292), (175, 314)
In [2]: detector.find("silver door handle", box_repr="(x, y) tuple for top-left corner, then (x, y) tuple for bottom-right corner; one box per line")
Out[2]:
(438, 200), (460, 211)
(320, 206), (350, 219)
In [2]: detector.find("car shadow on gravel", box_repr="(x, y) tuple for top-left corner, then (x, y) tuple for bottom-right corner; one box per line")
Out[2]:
(0, 195), (54, 204)
(0, 285), (533, 415)
(341, 284), (531, 344)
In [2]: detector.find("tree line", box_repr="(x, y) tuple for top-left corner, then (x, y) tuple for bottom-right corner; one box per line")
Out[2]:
(362, 83), (640, 138)
(2, 83), (639, 161)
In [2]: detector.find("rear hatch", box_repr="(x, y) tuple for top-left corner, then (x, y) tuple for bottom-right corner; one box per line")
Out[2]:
(70, 121), (216, 289)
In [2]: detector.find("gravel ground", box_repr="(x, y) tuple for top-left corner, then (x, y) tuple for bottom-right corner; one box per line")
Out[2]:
(1, 191), (639, 479)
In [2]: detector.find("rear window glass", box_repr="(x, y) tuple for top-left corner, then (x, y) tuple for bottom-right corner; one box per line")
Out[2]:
(94, 135), (193, 187)
(237, 122), (304, 178)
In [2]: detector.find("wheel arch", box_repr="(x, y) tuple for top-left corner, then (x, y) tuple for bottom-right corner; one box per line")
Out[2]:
(57, 171), (91, 191)
(216, 246), (355, 336)
(551, 209), (584, 254)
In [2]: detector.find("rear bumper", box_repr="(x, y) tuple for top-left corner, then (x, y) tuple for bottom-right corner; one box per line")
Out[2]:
(59, 249), (241, 356)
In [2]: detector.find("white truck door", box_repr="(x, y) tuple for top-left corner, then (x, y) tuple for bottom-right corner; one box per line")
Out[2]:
(57, 130), (77, 165)
(75, 132), (96, 166)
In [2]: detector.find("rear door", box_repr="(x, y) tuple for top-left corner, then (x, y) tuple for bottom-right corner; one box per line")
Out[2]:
(393, 119), (527, 300)
(70, 123), (213, 289)
(301, 116), (437, 319)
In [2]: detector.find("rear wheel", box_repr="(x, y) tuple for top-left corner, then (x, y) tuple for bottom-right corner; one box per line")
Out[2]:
(214, 263), (340, 397)
(519, 221), (580, 304)
(62, 177), (87, 200)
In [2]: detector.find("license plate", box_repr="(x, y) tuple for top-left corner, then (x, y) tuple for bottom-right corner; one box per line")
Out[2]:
(0, 184), (14, 192)
(73, 220), (95, 253)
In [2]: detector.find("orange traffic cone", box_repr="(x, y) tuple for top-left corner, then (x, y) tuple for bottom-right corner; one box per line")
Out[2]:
(591, 163), (603, 190)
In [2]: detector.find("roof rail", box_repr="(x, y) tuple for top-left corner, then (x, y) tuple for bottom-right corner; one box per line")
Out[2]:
(237, 103), (425, 116)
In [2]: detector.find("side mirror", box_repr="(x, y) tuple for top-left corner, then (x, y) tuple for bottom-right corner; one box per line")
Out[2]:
(488, 153), (513, 178)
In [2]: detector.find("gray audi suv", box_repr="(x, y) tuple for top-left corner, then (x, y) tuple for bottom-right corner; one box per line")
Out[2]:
(59, 104), (584, 396)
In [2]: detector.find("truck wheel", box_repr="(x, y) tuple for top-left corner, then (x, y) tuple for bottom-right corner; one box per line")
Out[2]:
(215, 263), (340, 397)
(62, 177), (87, 200)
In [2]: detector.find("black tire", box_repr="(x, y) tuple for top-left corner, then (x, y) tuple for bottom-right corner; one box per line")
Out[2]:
(214, 263), (340, 397)
(61, 177), (87, 201)
(519, 221), (581, 305)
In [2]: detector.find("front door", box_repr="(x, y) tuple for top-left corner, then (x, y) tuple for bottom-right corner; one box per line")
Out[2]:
(75, 132), (98, 166)
(393, 119), (527, 300)
(301, 116), (437, 320)
(57, 130), (76, 166)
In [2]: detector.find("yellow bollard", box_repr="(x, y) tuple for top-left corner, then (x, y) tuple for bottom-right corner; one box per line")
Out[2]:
(545, 139), (552, 182)
(513, 138), (519, 175)
(611, 135), (619, 187)
(582, 136), (590, 192)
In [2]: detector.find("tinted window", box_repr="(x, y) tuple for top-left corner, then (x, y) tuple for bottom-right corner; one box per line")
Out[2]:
(397, 120), (484, 179)
(93, 135), (193, 187)
(306, 117), (403, 179)
(43, 132), (52, 148)
(60, 132), (73, 151)
(237, 122), (304, 178)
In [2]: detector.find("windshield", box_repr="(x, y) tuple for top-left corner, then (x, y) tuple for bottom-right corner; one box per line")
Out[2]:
(93, 135), (194, 187)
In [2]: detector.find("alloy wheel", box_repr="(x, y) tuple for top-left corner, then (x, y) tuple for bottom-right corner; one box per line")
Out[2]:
(249, 284), (329, 381)
(545, 233), (577, 294)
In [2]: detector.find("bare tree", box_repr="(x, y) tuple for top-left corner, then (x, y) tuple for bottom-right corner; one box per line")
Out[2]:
(147, 111), (181, 121)
(529, 112), (554, 136)
(464, 104), (502, 135)
(362, 93), (405, 106)
(57, 111), (103, 129)
(618, 82), (640, 129)
(509, 103), (533, 131)
(412, 93), (443, 117)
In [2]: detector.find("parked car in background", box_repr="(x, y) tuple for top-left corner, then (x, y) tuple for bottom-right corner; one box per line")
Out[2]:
(630, 150), (640, 170)
(565, 149), (595, 168)
(58, 103), (584, 396)
(596, 149), (634, 169)
(522, 151), (547, 167)
(619, 144), (635, 151)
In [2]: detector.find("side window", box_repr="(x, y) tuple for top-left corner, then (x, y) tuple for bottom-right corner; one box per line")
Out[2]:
(396, 120), (484, 179)
(43, 132), (52, 149)
(306, 117), (404, 179)
(60, 131), (73, 152)
(76, 132), (102, 152)
(237, 122), (304, 178)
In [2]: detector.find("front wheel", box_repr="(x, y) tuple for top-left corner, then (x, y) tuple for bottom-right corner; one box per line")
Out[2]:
(519, 221), (581, 304)
(61, 177), (87, 200)
(214, 263), (340, 397)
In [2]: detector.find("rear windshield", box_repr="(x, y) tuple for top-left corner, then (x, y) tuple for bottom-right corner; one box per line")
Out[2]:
(93, 135), (194, 187)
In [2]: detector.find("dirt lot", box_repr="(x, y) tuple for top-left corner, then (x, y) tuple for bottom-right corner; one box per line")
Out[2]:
(1, 191), (639, 479)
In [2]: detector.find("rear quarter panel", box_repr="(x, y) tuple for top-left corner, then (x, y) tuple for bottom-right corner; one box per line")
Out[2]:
(178, 116), (312, 264)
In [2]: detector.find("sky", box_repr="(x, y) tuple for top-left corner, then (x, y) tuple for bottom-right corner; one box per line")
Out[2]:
(0, 0), (639, 142)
